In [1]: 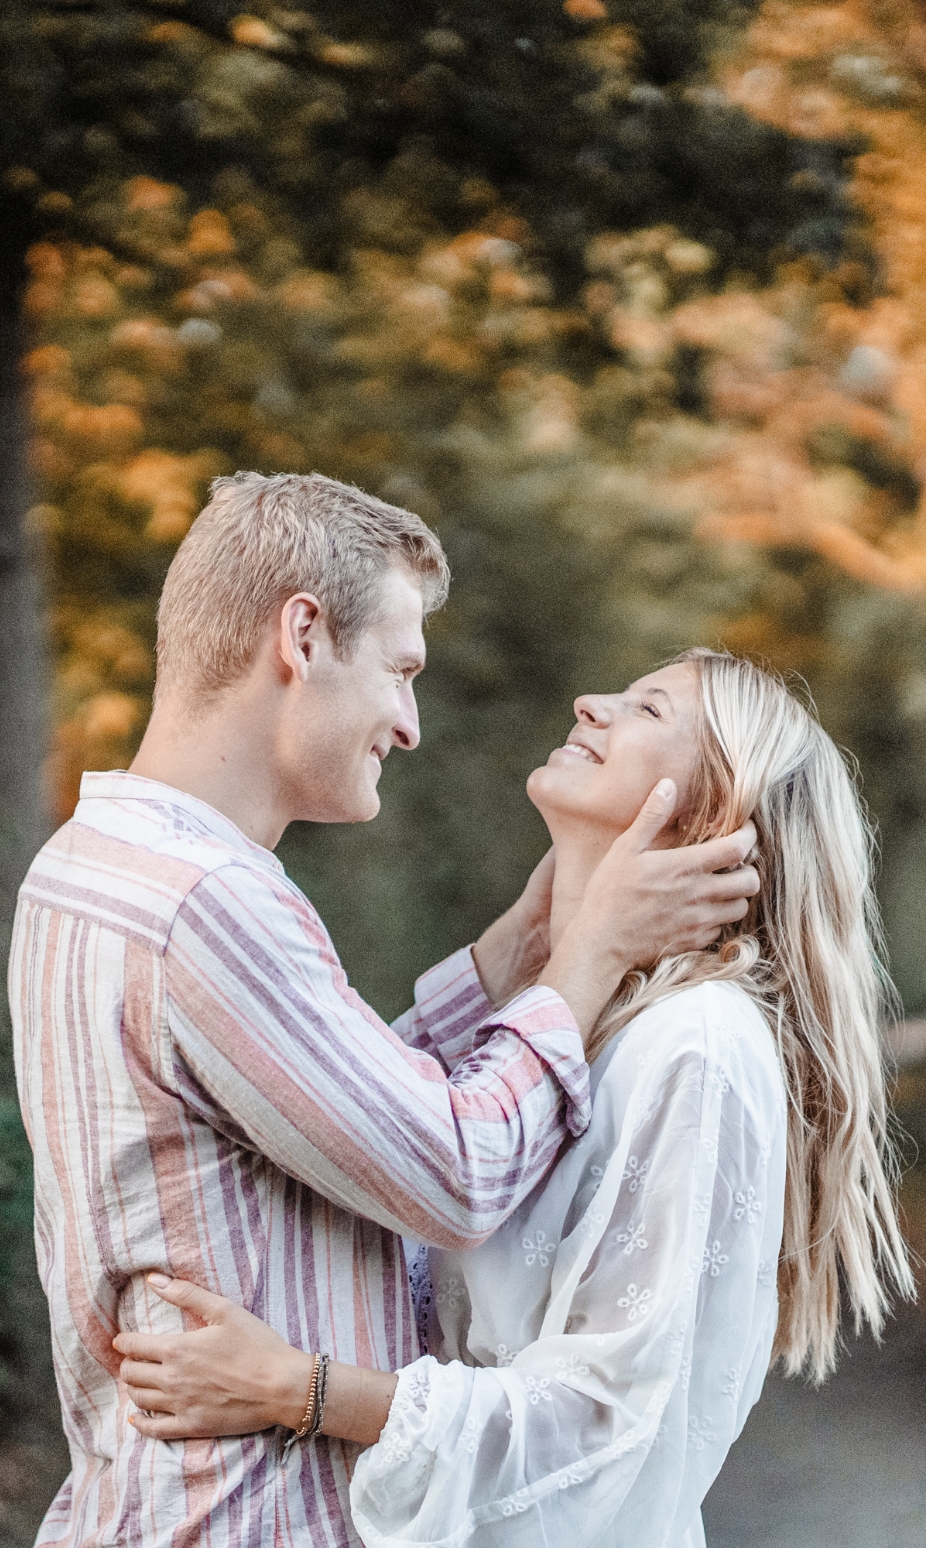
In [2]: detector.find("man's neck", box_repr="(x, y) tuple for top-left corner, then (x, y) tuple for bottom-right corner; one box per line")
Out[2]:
(130, 693), (287, 851)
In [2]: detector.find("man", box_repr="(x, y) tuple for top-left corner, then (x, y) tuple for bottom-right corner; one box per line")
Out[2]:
(9, 472), (757, 1547)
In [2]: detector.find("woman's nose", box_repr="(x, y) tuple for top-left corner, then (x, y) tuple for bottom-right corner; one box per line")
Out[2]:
(574, 693), (615, 727)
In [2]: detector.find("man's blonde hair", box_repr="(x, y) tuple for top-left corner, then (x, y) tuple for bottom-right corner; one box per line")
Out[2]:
(155, 472), (450, 700)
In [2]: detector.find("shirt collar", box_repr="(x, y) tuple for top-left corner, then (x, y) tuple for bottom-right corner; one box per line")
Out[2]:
(77, 770), (285, 873)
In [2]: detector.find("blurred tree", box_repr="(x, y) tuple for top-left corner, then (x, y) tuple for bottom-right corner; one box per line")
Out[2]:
(5, 1), (926, 1531)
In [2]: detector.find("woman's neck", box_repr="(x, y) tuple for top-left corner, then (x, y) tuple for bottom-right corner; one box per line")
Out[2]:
(547, 822), (623, 951)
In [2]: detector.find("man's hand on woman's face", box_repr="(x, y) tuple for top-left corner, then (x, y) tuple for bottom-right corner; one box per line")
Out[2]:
(539, 779), (760, 1042)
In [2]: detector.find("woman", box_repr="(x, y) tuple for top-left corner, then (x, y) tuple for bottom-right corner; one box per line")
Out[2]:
(116, 649), (913, 1547)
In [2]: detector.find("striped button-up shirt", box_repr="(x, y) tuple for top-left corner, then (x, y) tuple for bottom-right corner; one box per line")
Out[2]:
(9, 772), (589, 1548)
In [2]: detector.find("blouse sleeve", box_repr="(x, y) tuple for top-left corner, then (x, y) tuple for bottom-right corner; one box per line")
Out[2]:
(350, 987), (785, 1548)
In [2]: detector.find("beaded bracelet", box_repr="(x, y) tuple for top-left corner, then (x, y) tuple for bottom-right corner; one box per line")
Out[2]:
(282, 1352), (330, 1458)
(306, 1353), (330, 1439)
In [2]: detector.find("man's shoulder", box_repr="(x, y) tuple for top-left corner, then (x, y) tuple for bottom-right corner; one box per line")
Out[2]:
(17, 800), (290, 955)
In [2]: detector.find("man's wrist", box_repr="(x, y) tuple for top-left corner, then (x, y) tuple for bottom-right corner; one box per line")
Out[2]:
(537, 934), (630, 1046)
(471, 907), (521, 1007)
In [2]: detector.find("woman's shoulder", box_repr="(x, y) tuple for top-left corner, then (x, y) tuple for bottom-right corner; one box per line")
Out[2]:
(604, 978), (782, 1096)
(619, 976), (767, 1040)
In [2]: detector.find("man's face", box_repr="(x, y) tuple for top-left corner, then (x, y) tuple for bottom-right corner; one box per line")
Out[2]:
(281, 565), (426, 824)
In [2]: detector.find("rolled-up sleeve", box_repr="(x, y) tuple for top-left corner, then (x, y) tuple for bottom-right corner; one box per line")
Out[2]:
(164, 864), (589, 1249)
(391, 946), (495, 1072)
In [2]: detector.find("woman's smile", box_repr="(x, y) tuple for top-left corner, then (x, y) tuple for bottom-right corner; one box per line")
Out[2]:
(550, 738), (603, 765)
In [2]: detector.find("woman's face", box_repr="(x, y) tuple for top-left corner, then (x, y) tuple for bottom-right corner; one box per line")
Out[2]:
(527, 663), (700, 841)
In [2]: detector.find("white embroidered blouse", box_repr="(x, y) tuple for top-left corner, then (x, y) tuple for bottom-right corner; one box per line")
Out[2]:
(350, 979), (788, 1548)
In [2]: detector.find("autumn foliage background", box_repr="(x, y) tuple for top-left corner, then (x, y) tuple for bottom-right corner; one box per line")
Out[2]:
(3, 0), (926, 1536)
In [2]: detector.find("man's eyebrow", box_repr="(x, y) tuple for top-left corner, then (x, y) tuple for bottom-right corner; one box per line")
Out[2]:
(394, 652), (426, 672)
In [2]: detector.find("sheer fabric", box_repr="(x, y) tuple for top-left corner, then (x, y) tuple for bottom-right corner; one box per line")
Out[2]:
(351, 980), (787, 1547)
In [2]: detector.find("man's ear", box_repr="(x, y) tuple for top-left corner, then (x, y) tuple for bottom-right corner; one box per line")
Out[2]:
(278, 593), (326, 682)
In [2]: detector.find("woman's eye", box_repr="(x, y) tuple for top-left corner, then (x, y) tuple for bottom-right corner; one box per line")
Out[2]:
(642, 701), (660, 719)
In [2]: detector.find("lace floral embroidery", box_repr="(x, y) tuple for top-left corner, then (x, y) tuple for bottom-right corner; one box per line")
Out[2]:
(435, 1279), (467, 1312)
(694, 1193), (712, 1225)
(630, 1090), (658, 1128)
(495, 1343), (518, 1367)
(556, 1352), (591, 1379)
(702, 1240), (729, 1278)
(622, 1156), (650, 1194)
(617, 1283), (652, 1321)
(407, 1245), (433, 1356)
(526, 1375), (553, 1404)
(578, 1206), (606, 1240)
(523, 1230), (554, 1267)
(616, 1220), (648, 1256)
(723, 1366), (741, 1401)
(733, 1187), (762, 1224)
(687, 1412), (717, 1451)
(405, 1367), (431, 1413)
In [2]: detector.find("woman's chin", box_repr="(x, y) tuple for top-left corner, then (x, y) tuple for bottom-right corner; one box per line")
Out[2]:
(526, 764), (558, 812)
(526, 762), (591, 825)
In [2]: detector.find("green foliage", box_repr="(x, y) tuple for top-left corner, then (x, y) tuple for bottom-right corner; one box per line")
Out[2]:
(1, 6), (926, 1531)
(7, 1), (926, 1015)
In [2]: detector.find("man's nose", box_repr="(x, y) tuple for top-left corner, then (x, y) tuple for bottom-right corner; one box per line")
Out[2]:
(574, 692), (615, 727)
(393, 685), (421, 751)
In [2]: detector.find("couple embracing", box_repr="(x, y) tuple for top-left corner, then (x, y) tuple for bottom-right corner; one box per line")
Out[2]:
(10, 473), (911, 1548)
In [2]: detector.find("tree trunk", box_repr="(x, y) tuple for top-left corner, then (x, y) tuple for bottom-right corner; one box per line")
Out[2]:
(0, 211), (69, 1543)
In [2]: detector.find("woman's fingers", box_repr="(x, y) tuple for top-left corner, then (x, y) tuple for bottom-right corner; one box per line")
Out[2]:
(125, 1385), (173, 1413)
(129, 1410), (191, 1440)
(119, 1357), (169, 1388)
(146, 1275), (234, 1325)
(113, 1330), (173, 1360)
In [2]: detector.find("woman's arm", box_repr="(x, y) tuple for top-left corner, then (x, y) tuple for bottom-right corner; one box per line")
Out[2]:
(114, 1275), (397, 1447)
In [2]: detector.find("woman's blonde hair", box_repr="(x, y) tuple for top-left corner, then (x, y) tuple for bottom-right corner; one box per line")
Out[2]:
(589, 647), (914, 1382)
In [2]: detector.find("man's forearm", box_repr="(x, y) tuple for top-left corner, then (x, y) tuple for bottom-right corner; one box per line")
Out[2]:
(471, 849), (554, 1006)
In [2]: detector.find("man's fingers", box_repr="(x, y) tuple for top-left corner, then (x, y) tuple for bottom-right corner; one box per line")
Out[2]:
(709, 894), (751, 925)
(686, 895), (751, 946)
(701, 865), (760, 903)
(622, 779), (677, 855)
(690, 822), (758, 875)
(147, 1275), (228, 1325)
